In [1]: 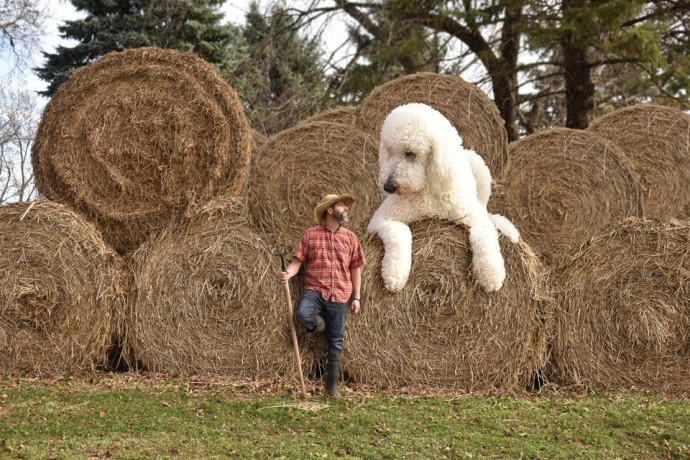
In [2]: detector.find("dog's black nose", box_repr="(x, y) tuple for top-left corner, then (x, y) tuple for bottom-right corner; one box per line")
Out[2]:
(383, 179), (397, 194)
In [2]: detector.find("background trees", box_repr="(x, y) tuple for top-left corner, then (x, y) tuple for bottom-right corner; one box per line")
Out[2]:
(35, 0), (240, 96)
(0, 84), (39, 203)
(29, 0), (690, 135)
(225, 1), (330, 134)
(521, 0), (690, 132)
(299, 0), (689, 139)
(0, 0), (44, 69)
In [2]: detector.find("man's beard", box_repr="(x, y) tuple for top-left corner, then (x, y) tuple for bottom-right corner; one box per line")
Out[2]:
(333, 208), (349, 224)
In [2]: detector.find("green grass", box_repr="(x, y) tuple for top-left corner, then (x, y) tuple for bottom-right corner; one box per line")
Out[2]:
(0, 375), (688, 459)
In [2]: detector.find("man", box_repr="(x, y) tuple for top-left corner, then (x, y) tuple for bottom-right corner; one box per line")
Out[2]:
(278, 193), (366, 397)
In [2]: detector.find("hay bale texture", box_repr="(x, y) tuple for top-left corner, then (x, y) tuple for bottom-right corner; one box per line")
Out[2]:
(246, 121), (380, 249)
(551, 218), (690, 394)
(345, 219), (552, 390)
(126, 197), (297, 376)
(251, 129), (268, 154)
(0, 200), (126, 374)
(355, 72), (509, 177)
(498, 128), (644, 264)
(587, 104), (690, 221)
(302, 106), (357, 125)
(32, 47), (252, 254)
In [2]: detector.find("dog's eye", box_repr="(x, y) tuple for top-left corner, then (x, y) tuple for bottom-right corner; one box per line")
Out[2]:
(404, 151), (416, 159)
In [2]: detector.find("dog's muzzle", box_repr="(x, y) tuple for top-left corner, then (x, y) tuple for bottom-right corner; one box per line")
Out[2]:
(383, 178), (397, 194)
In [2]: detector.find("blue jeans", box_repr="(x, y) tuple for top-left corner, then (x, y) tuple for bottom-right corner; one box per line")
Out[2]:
(295, 290), (347, 354)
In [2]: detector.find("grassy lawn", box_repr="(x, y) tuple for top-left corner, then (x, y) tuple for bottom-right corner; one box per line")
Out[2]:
(0, 374), (688, 459)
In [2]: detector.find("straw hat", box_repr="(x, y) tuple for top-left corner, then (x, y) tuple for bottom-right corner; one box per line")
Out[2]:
(314, 194), (355, 224)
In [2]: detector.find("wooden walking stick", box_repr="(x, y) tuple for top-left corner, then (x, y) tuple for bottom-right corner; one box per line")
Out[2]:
(275, 251), (307, 399)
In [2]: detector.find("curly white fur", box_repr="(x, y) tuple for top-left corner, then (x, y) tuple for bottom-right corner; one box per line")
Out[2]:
(367, 103), (520, 292)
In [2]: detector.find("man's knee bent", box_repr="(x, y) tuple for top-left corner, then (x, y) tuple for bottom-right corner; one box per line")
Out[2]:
(295, 292), (321, 331)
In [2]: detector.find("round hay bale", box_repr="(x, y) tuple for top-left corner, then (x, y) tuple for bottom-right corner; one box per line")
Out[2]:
(32, 47), (252, 254)
(355, 72), (509, 177)
(302, 106), (357, 125)
(500, 128), (644, 264)
(251, 129), (268, 154)
(587, 104), (690, 221)
(551, 218), (690, 394)
(127, 197), (297, 377)
(0, 200), (126, 374)
(246, 121), (380, 249)
(346, 219), (552, 390)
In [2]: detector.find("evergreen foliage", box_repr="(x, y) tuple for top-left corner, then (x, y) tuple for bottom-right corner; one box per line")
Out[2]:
(35, 0), (240, 96)
(225, 1), (329, 135)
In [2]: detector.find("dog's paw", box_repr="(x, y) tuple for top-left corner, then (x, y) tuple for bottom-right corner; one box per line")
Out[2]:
(381, 263), (409, 292)
(382, 273), (407, 292)
(381, 266), (408, 292)
(472, 261), (506, 292)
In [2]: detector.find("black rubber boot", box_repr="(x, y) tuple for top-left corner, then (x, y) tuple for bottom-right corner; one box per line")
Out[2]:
(325, 353), (341, 398)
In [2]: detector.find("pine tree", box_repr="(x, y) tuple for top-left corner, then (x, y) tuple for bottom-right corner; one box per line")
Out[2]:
(225, 2), (328, 135)
(35, 0), (241, 96)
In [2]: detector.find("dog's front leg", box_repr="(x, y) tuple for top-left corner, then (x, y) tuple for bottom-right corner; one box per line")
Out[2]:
(464, 211), (507, 292)
(369, 220), (413, 292)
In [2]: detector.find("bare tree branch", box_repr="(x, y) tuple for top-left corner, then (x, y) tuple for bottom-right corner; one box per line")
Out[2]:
(0, 0), (45, 70)
(0, 83), (40, 203)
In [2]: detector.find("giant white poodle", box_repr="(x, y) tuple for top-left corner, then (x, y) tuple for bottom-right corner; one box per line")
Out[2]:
(367, 103), (520, 292)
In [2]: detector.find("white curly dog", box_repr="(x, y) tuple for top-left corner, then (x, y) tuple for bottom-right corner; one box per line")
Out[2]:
(367, 103), (520, 292)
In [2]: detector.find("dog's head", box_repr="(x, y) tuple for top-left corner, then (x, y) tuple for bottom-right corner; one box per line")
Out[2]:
(378, 103), (464, 196)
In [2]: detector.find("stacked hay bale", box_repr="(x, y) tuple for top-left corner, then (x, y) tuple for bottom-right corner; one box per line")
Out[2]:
(346, 220), (552, 390)
(32, 47), (252, 254)
(587, 104), (690, 221)
(551, 218), (690, 394)
(246, 121), (380, 249)
(126, 197), (296, 377)
(251, 129), (268, 155)
(355, 72), (509, 177)
(0, 200), (126, 374)
(301, 106), (357, 126)
(497, 128), (644, 265)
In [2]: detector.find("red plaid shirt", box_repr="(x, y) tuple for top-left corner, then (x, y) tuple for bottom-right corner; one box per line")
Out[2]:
(293, 224), (366, 303)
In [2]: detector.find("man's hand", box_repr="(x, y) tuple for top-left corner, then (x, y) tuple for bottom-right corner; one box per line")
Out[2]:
(278, 259), (302, 283)
(278, 270), (292, 283)
(350, 299), (361, 314)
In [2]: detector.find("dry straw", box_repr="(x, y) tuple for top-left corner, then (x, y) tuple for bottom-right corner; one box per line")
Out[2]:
(32, 47), (252, 255)
(0, 200), (126, 374)
(246, 121), (380, 249)
(301, 106), (357, 125)
(499, 128), (644, 265)
(345, 219), (552, 391)
(587, 104), (690, 221)
(355, 72), (509, 177)
(126, 197), (298, 377)
(551, 217), (690, 395)
(251, 129), (268, 154)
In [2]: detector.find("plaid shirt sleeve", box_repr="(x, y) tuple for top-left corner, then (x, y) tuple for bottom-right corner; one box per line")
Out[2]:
(349, 234), (366, 269)
(293, 231), (309, 263)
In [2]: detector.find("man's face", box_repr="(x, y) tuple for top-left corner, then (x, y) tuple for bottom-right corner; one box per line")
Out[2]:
(331, 201), (349, 223)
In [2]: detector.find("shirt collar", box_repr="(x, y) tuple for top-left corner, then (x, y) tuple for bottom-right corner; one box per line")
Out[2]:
(322, 222), (341, 233)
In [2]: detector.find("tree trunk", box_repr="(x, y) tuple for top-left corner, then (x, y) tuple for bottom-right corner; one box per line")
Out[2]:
(496, 3), (522, 141)
(562, 41), (594, 129)
(561, 0), (595, 129)
(489, 63), (520, 141)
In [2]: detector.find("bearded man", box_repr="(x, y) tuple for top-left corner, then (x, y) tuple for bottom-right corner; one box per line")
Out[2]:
(278, 193), (366, 397)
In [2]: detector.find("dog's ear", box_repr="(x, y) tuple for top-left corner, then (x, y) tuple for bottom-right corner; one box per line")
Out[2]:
(425, 137), (458, 195)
